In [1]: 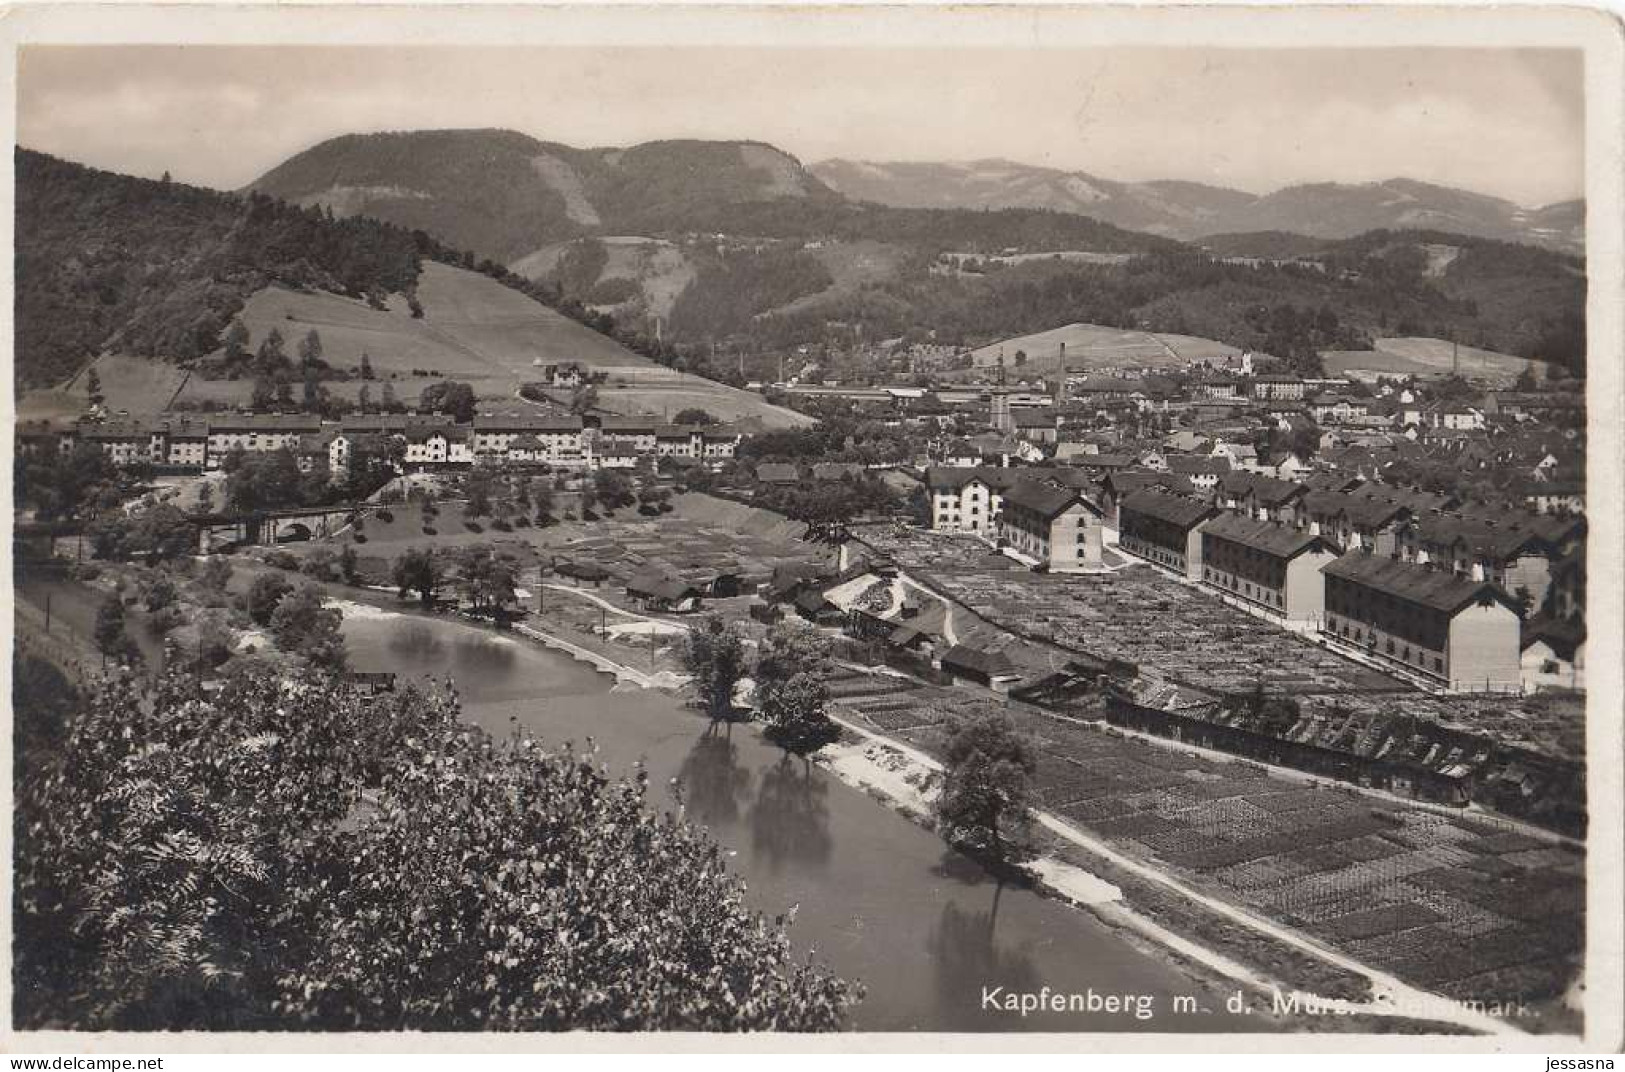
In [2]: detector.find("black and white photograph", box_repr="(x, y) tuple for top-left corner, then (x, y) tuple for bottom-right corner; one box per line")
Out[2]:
(4, 2), (1620, 1056)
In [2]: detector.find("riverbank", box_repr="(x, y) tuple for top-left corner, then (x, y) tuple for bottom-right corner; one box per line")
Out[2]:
(328, 590), (1512, 1036)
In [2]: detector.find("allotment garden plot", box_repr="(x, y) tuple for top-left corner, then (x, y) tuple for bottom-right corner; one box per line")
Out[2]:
(824, 666), (1584, 1012)
(919, 562), (1402, 696)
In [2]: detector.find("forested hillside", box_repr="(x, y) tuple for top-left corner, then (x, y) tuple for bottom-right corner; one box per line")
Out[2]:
(15, 149), (425, 391)
(734, 236), (1587, 377)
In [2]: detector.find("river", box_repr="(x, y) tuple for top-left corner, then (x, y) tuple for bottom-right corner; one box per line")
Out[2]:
(339, 607), (1262, 1033)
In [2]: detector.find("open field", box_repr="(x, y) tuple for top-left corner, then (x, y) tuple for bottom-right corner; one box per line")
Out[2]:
(766, 240), (911, 320)
(511, 236), (697, 323)
(19, 353), (190, 419)
(306, 492), (830, 591)
(965, 322), (1239, 374)
(940, 250), (1137, 271)
(825, 666), (1584, 1014)
(139, 261), (808, 426)
(1321, 337), (1533, 380)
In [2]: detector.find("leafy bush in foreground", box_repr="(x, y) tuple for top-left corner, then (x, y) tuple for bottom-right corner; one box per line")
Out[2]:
(14, 661), (858, 1031)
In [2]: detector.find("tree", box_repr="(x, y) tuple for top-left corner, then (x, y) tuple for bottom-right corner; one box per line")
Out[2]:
(301, 546), (340, 582)
(680, 614), (748, 723)
(141, 573), (178, 613)
(392, 547), (443, 607)
(358, 384), (372, 412)
(359, 352), (375, 380)
(199, 556), (233, 593)
(256, 327), (287, 373)
(533, 481), (555, 522)
(674, 408), (719, 426)
(250, 377), (277, 412)
(298, 329), (324, 369)
(568, 383), (599, 415)
(755, 625), (840, 767)
(223, 319), (250, 363)
(269, 583), (347, 670)
(88, 505), (195, 563)
(246, 573), (294, 626)
(593, 469), (635, 512)
(933, 713), (1038, 865)
(93, 596), (134, 660)
(419, 381), (476, 423)
(464, 470), (493, 519)
(452, 544), (519, 615)
(14, 662), (858, 1030)
(338, 544), (360, 585)
(226, 449), (304, 512)
(85, 367), (104, 408)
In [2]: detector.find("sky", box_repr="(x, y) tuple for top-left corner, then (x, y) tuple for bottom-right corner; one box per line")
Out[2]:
(17, 45), (1586, 207)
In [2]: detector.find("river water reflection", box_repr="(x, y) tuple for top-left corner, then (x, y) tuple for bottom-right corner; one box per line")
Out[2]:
(342, 610), (1264, 1033)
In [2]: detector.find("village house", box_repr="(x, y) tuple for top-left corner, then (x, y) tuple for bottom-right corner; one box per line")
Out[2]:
(938, 644), (1022, 692)
(1250, 373), (1307, 401)
(1012, 408), (1060, 445)
(625, 568), (705, 614)
(205, 414), (323, 467)
(1165, 454), (1231, 492)
(1402, 512), (1567, 612)
(755, 462), (802, 486)
(1308, 394), (1371, 425)
(1215, 471), (1308, 523)
(471, 414), (586, 465)
(926, 466), (1019, 534)
(1190, 374), (1242, 401)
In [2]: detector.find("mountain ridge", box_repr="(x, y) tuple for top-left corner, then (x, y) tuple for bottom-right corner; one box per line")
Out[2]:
(810, 158), (1584, 254)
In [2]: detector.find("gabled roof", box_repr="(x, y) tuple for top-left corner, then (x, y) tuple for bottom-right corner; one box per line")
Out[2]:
(756, 463), (801, 483)
(1218, 470), (1306, 506)
(812, 462), (864, 481)
(1322, 552), (1520, 615)
(1119, 487), (1221, 529)
(1167, 455), (1231, 476)
(1202, 514), (1335, 560)
(473, 414), (584, 432)
(925, 465), (1024, 492)
(626, 568), (700, 602)
(1100, 470), (1195, 498)
(941, 644), (1019, 678)
(1411, 513), (1556, 562)
(1000, 480), (1100, 520)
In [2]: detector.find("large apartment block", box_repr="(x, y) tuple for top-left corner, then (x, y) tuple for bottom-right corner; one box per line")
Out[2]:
(1199, 514), (1338, 621)
(1117, 487), (1222, 578)
(996, 481), (1104, 571)
(1321, 551), (1523, 691)
(40, 411), (740, 476)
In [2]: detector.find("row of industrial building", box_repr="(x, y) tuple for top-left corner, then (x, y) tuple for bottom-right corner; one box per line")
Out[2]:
(925, 465), (1584, 693)
(17, 412), (743, 475)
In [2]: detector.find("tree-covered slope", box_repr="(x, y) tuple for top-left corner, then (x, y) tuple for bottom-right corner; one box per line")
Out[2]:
(15, 148), (425, 391)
